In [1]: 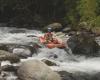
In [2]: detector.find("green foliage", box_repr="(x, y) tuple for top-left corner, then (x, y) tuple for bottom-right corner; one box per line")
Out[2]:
(63, 0), (100, 31)
(96, 0), (100, 15)
(95, 16), (100, 27)
(76, 0), (100, 31)
(78, 0), (97, 21)
(64, 0), (79, 28)
(0, 0), (100, 31)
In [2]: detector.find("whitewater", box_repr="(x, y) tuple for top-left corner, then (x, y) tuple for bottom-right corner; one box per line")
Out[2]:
(0, 27), (100, 80)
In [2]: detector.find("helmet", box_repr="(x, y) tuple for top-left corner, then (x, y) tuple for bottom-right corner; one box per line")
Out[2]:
(47, 27), (52, 32)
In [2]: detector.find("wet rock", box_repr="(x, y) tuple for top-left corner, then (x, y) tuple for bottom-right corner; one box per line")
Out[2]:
(11, 44), (39, 58)
(13, 47), (32, 58)
(67, 34), (79, 51)
(62, 27), (71, 33)
(55, 32), (65, 37)
(1, 71), (11, 77)
(68, 31), (77, 36)
(0, 77), (5, 80)
(0, 44), (8, 51)
(58, 71), (100, 80)
(18, 60), (61, 80)
(1, 65), (18, 72)
(9, 29), (26, 33)
(92, 27), (100, 36)
(43, 23), (62, 31)
(0, 42), (40, 54)
(41, 59), (57, 66)
(48, 53), (58, 59)
(67, 31), (100, 56)
(1, 71), (18, 80)
(0, 50), (20, 63)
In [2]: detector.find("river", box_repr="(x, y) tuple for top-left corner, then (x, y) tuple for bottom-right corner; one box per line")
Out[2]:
(0, 27), (100, 80)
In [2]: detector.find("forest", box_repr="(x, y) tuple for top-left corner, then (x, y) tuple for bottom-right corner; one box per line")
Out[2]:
(0, 0), (100, 32)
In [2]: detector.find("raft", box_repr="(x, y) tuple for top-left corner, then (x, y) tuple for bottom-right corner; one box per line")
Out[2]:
(39, 36), (65, 49)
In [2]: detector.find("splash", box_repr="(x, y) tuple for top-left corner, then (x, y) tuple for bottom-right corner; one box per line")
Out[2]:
(21, 48), (100, 74)
(0, 27), (100, 74)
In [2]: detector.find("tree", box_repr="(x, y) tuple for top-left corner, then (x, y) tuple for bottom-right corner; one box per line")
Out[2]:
(64, 0), (80, 29)
(77, 0), (97, 29)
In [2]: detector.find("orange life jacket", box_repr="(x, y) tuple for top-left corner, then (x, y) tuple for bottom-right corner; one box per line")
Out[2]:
(44, 32), (53, 42)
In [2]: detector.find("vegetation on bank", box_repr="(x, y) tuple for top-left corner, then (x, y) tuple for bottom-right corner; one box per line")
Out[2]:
(0, 0), (100, 33)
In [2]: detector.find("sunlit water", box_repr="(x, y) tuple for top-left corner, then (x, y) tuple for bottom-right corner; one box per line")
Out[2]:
(0, 27), (100, 80)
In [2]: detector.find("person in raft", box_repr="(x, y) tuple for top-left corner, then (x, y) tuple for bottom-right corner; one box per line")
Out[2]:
(44, 27), (58, 44)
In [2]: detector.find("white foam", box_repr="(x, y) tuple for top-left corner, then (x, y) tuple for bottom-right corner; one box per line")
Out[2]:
(0, 27), (100, 74)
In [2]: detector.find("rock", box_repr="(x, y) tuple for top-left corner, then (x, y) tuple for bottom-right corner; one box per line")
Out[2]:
(67, 31), (100, 56)
(55, 32), (65, 36)
(1, 61), (12, 67)
(0, 42), (40, 54)
(1, 65), (18, 72)
(68, 31), (77, 36)
(1, 71), (18, 80)
(0, 50), (20, 63)
(43, 23), (62, 31)
(13, 48), (32, 58)
(12, 44), (39, 58)
(18, 60), (61, 80)
(0, 44), (8, 51)
(9, 29), (26, 33)
(41, 59), (57, 66)
(67, 34), (79, 51)
(62, 27), (71, 33)
(92, 27), (100, 36)
(58, 71), (100, 80)
(0, 77), (4, 80)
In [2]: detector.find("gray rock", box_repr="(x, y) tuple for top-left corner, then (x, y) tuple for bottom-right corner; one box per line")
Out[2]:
(0, 44), (8, 51)
(62, 27), (71, 32)
(13, 48), (32, 58)
(67, 32), (100, 56)
(18, 60), (61, 80)
(59, 71), (100, 80)
(41, 59), (57, 66)
(9, 29), (26, 33)
(1, 65), (18, 72)
(0, 50), (20, 63)
(1, 71), (18, 80)
(43, 23), (62, 31)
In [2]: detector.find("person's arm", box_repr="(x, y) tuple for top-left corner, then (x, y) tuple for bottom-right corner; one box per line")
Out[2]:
(52, 32), (57, 38)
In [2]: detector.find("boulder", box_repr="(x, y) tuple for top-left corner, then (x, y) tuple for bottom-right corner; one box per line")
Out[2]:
(9, 29), (26, 33)
(0, 71), (18, 80)
(0, 50), (20, 63)
(43, 23), (62, 31)
(41, 59), (57, 66)
(92, 27), (100, 36)
(67, 31), (100, 56)
(0, 44), (8, 51)
(12, 44), (39, 58)
(59, 71), (100, 80)
(1, 65), (18, 72)
(62, 27), (71, 33)
(18, 60), (61, 80)
(13, 48), (32, 58)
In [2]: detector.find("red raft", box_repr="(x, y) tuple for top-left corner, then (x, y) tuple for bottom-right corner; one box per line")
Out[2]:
(39, 36), (65, 49)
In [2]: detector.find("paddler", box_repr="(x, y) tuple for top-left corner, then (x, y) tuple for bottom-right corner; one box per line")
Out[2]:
(42, 27), (65, 48)
(44, 27), (54, 43)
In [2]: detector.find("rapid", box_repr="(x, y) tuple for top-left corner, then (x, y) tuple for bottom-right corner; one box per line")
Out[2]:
(0, 27), (100, 80)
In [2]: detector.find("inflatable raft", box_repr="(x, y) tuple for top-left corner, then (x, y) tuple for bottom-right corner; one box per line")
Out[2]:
(39, 36), (65, 49)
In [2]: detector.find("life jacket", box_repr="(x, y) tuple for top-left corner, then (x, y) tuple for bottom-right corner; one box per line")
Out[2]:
(52, 38), (59, 44)
(44, 32), (53, 42)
